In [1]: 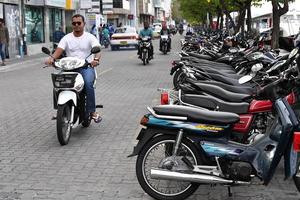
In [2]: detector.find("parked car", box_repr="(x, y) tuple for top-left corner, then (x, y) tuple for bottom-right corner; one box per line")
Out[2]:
(110, 26), (138, 50)
(152, 23), (162, 38)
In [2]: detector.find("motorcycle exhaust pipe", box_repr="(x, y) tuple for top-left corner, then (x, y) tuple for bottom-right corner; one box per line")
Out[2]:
(151, 169), (237, 184)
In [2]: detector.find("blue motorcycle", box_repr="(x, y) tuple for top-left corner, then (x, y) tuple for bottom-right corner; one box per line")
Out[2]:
(129, 48), (300, 200)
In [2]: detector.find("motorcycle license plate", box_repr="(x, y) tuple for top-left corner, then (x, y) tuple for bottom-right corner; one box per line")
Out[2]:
(120, 41), (127, 45)
(143, 49), (147, 52)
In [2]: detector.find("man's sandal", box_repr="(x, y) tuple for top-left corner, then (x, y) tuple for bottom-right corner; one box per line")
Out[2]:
(91, 113), (102, 123)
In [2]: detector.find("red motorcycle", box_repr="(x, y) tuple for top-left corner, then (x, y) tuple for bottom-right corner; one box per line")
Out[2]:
(160, 88), (297, 143)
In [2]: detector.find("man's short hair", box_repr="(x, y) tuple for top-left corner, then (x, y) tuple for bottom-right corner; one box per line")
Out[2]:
(72, 14), (85, 23)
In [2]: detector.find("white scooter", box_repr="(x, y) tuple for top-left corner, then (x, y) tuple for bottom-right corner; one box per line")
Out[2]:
(42, 46), (101, 145)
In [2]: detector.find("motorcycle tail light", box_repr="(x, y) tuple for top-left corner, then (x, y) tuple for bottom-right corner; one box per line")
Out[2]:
(161, 92), (169, 105)
(293, 132), (300, 152)
(140, 115), (149, 125)
(286, 92), (296, 105)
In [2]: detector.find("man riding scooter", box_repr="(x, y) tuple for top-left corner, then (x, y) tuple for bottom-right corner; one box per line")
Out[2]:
(137, 21), (154, 60)
(159, 24), (171, 53)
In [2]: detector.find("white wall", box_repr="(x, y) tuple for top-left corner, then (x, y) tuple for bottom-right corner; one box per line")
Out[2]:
(252, 0), (300, 18)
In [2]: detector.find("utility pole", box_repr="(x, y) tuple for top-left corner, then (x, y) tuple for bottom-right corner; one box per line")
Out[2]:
(100, 0), (103, 14)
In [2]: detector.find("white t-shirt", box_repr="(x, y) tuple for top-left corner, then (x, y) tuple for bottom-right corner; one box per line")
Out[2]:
(58, 32), (100, 63)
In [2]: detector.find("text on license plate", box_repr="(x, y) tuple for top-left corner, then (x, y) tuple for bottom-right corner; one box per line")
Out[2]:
(120, 41), (127, 45)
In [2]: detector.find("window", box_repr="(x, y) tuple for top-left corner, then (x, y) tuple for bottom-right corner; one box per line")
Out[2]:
(25, 6), (44, 44)
(113, 0), (123, 8)
(49, 8), (63, 42)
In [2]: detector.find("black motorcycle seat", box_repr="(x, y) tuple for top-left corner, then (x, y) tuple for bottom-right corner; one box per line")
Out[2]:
(193, 83), (252, 103)
(153, 105), (240, 125)
(191, 63), (236, 74)
(182, 94), (249, 114)
(188, 79), (254, 94)
(183, 57), (233, 70)
(188, 52), (213, 60)
(208, 73), (241, 85)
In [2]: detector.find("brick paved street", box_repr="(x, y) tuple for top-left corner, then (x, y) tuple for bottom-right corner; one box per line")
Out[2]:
(1, 35), (300, 200)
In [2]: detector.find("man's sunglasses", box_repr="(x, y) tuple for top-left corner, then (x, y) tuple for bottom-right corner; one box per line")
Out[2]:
(72, 22), (82, 26)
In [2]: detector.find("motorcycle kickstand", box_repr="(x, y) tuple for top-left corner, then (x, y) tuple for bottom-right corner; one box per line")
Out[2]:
(227, 186), (233, 197)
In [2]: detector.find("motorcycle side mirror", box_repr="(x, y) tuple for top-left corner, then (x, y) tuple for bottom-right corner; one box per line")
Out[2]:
(91, 46), (101, 54)
(41, 47), (51, 55)
(238, 75), (253, 84)
(251, 63), (263, 72)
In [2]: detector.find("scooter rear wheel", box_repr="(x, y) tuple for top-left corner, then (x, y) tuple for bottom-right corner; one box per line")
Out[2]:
(136, 135), (202, 200)
(57, 104), (72, 145)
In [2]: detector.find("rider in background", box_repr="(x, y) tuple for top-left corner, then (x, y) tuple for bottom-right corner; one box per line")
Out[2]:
(186, 24), (194, 36)
(137, 21), (154, 59)
(159, 24), (171, 51)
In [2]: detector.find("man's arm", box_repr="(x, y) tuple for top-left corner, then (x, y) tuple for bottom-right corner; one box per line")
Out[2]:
(45, 47), (64, 65)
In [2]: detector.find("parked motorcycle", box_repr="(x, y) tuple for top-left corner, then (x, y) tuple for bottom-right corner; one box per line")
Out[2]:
(179, 28), (184, 35)
(129, 48), (300, 200)
(138, 36), (152, 65)
(41, 46), (101, 145)
(160, 35), (170, 55)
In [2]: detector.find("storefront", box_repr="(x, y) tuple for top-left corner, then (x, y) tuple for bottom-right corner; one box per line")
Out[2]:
(45, 0), (65, 42)
(25, 0), (45, 44)
(0, 0), (21, 59)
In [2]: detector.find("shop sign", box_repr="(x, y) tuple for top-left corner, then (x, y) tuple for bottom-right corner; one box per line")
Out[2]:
(66, 0), (79, 10)
(80, 0), (92, 9)
(25, 0), (44, 6)
(0, 3), (3, 19)
(45, 0), (65, 8)
(0, 0), (19, 4)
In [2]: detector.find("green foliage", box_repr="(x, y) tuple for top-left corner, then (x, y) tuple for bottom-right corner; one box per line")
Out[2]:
(171, 0), (183, 23)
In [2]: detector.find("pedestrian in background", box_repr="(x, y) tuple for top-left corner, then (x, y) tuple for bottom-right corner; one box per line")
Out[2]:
(53, 26), (65, 43)
(90, 24), (97, 37)
(108, 23), (115, 39)
(0, 19), (9, 66)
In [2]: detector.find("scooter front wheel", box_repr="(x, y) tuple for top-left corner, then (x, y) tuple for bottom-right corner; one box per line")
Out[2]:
(136, 135), (202, 200)
(57, 104), (72, 145)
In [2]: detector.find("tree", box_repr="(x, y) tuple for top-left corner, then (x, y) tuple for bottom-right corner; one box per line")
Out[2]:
(270, 0), (289, 49)
(171, 0), (183, 23)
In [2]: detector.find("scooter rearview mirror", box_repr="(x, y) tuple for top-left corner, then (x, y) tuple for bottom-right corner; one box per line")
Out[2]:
(41, 47), (51, 55)
(238, 75), (253, 84)
(91, 46), (101, 54)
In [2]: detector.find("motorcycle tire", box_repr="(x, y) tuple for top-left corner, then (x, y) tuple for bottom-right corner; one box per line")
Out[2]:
(82, 117), (91, 127)
(136, 134), (202, 200)
(163, 45), (167, 55)
(173, 69), (184, 90)
(142, 51), (147, 65)
(293, 152), (300, 192)
(57, 104), (72, 145)
(182, 46), (190, 52)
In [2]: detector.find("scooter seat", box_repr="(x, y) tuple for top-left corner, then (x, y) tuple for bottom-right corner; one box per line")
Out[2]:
(193, 83), (252, 103)
(188, 79), (254, 95)
(188, 52), (213, 60)
(152, 105), (240, 125)
(182, 94), (249, 114)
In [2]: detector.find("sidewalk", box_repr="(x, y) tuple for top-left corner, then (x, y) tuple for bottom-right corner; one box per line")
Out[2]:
(0, 53), (47, 72)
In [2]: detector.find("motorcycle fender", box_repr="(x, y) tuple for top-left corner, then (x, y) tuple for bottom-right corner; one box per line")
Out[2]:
(284, 138), (298, 179)
(57, 91), (77, 106)
(170, 64), (181, 75)
(128, 128), (180, 157)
